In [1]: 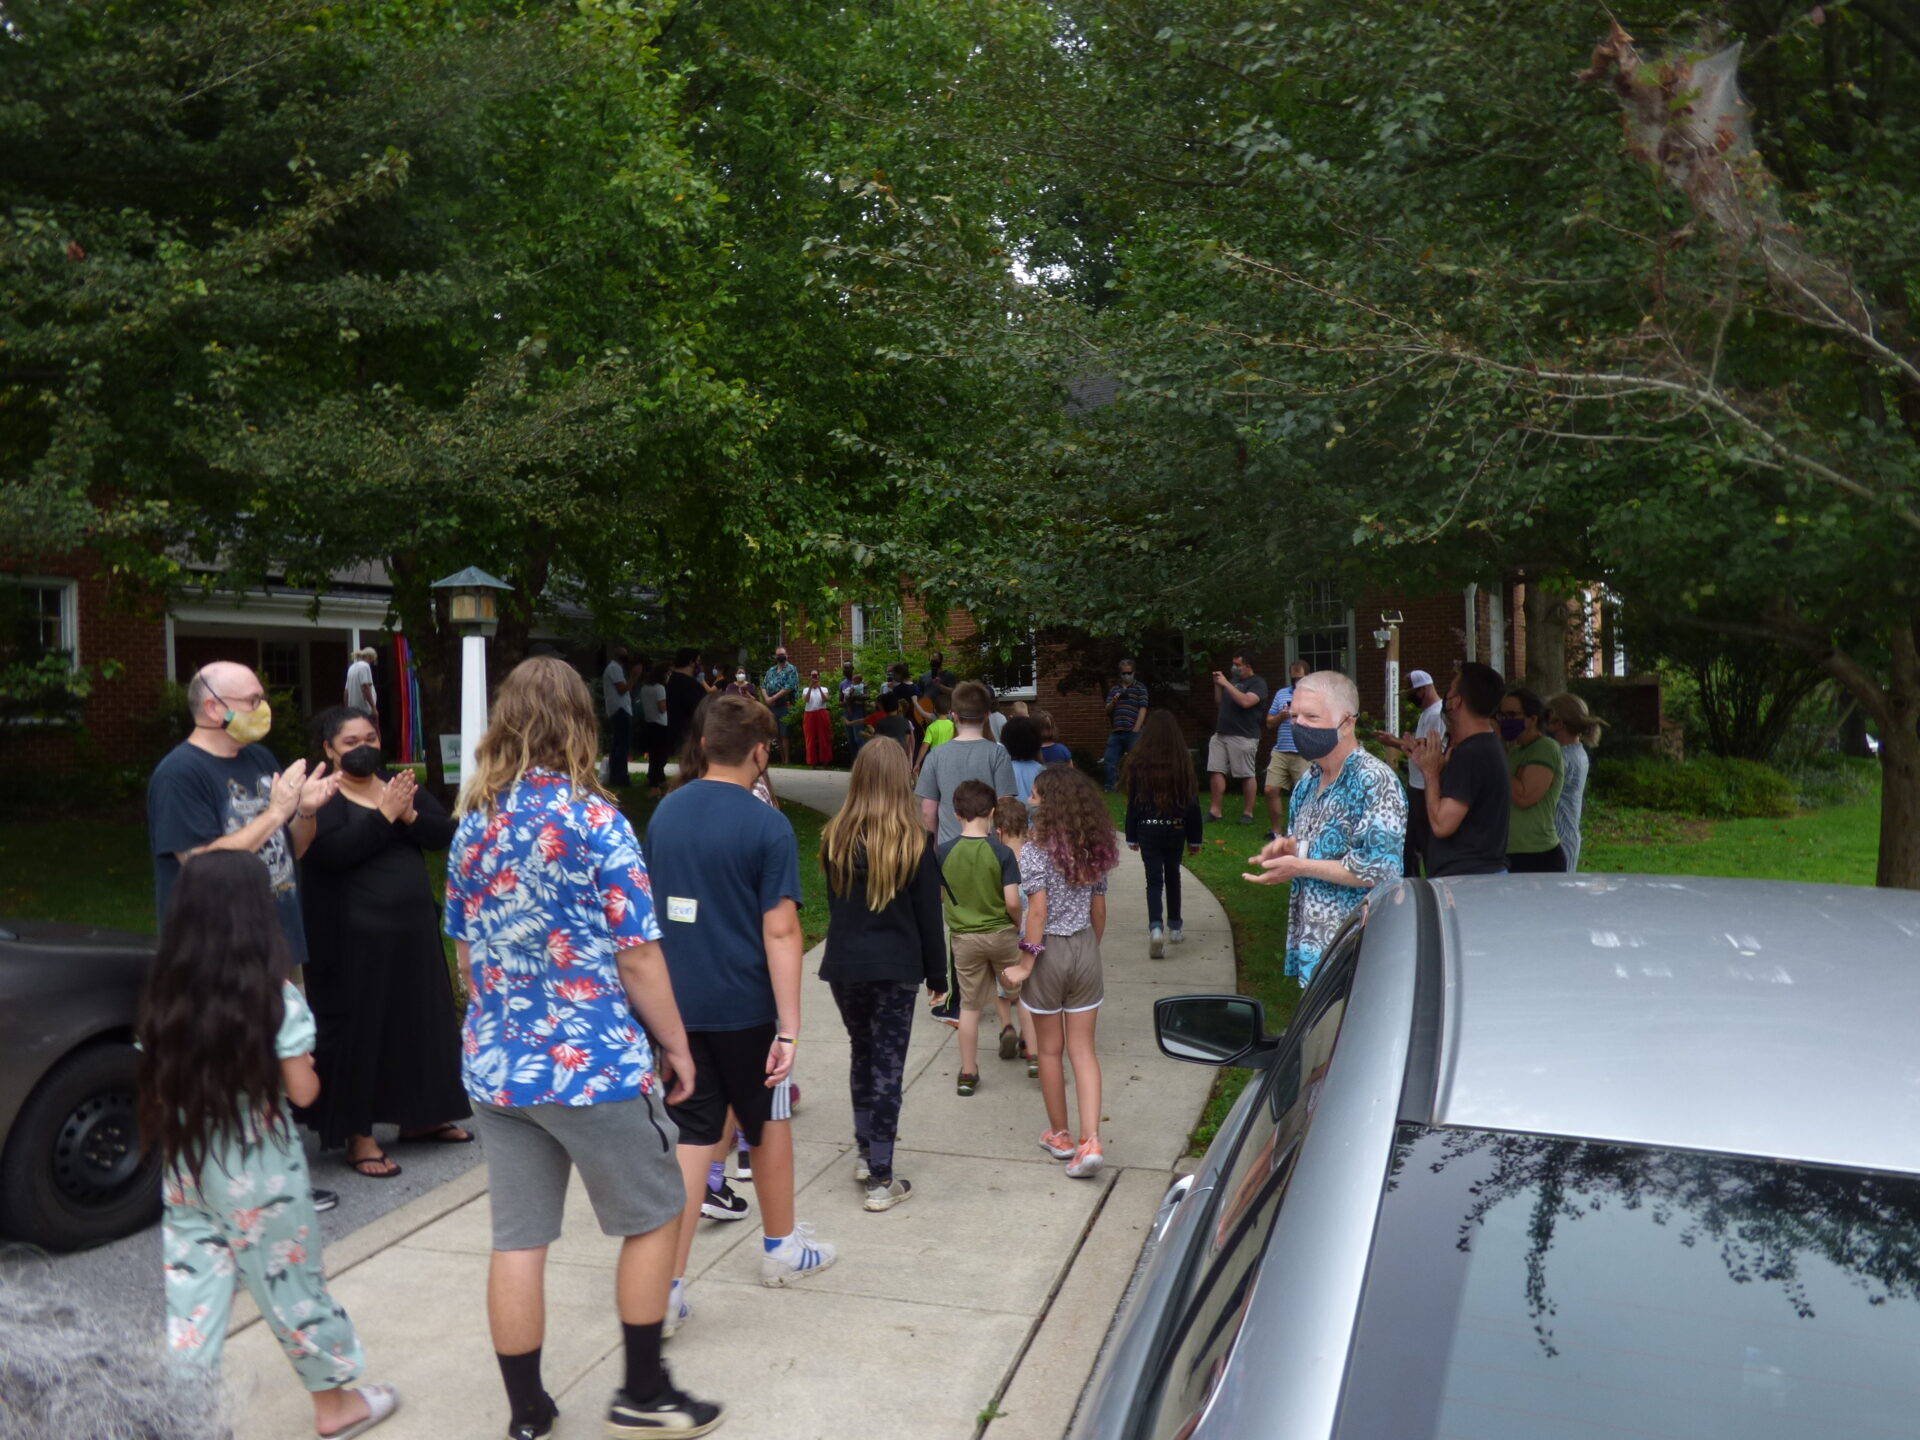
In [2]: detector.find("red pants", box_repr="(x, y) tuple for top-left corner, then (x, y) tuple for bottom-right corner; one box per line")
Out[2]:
(803, 707), (834, 766)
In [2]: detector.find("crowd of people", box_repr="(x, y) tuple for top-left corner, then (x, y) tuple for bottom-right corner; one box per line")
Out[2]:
(134, 639), (1606, 1439)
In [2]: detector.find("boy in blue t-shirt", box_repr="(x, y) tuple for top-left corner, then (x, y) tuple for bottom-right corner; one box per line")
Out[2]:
(645, 695), (836, 1323)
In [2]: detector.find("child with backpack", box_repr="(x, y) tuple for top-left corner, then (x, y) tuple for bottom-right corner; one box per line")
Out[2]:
(938, 780), (1026, 1097)
(138, 850), (399, 1439)
(999, 766), (1120, 1179)
(1123, 710), (1205, 958)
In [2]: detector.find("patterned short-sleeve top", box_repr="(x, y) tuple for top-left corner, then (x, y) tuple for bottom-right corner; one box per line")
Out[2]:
(446, 770), (663, 1109)
(1018, 841), (1111, 937)
(1284, 748), (1406, 983)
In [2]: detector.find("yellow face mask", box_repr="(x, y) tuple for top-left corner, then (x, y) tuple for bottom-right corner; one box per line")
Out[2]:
(223, 699), (272, 745)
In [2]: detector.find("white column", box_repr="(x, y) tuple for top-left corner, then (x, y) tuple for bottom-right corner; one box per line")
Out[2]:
(459, 631), (488, 785)
(1462, 585), (1478, 664)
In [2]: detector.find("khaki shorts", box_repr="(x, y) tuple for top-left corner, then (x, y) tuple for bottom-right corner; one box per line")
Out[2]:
(1207, 733), (1259, 780)
(1022, 928), (1104, 1015)
(952, 929), (1021, 1011)
(1266, 749), (1312, 795)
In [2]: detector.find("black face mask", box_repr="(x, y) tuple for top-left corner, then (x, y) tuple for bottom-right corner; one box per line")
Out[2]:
(339, 743), (383, 779)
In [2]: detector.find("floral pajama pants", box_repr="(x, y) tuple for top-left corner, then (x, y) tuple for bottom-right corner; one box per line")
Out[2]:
(830, 979), (918, 1183)
(162, 1131), (363, 1391)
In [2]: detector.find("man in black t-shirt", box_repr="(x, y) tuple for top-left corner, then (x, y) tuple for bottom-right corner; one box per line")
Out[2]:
(664, 648), (707, 756)
(1412, 662), (1511, 876)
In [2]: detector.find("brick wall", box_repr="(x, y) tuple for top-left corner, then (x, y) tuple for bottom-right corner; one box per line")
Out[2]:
(3, 549), (170, 773)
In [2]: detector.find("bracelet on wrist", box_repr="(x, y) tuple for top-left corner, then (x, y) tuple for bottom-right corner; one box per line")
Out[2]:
(1018, 939), (1046, 957)
(775, 1034), (797, 1045)
(296, 809), (317, 821)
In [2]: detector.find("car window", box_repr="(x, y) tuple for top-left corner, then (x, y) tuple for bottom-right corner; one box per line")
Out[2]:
(1138, 930), (1362, 1440)
(1336, 1125), (1920, 1440)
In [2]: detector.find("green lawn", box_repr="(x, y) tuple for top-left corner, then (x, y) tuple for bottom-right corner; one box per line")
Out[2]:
(0, 787), (834, 951)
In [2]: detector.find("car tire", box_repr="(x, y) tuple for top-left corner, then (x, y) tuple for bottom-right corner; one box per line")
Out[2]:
(0, 1042), (161, 1250)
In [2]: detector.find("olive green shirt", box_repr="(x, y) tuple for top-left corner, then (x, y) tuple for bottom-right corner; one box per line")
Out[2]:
(1506, 734), (1566, 857)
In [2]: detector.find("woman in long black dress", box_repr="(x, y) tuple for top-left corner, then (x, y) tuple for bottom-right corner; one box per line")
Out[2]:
(300, 706), (471, 1179)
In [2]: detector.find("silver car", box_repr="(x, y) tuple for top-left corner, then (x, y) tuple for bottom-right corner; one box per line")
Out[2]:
(1075, 875), (1920, 1440)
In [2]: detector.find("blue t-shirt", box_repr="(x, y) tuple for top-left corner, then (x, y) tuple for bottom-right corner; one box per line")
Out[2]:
(1267, 684), (1299, 753)
(445, 771), (664, 1108)
(147, 740), (306, 964)
(645, 779), (803, 1031)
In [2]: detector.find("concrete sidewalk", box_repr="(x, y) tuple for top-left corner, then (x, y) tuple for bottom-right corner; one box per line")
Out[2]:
(222, 768), (1233, 1439)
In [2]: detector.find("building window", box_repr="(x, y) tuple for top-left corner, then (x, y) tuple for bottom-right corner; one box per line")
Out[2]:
(977, 630), (1038, 700)
(1287, 581), (1354, 676)
(850, 602), (902, 655)
(1, 579), (78, 667)
(260, 641), (301, 696)
(1136, 629), (1189, 691)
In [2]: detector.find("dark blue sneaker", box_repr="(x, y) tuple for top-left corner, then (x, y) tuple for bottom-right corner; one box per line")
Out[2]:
(607, 1381), (721, 1437)
(506, 1393), (557, 1439)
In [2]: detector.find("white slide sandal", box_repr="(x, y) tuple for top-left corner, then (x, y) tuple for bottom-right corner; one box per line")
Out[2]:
(318, 1384), (401, 1439)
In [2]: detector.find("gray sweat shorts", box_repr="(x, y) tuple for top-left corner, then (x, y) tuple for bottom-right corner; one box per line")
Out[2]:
(471, 1087), (684, 1251)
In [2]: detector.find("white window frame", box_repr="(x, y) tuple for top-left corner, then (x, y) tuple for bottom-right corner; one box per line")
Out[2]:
(976, 628), (1039, 700)
(1284, 581), (1356, 678)
(850, 601), (902, 654)
(3, 576), (81, 667)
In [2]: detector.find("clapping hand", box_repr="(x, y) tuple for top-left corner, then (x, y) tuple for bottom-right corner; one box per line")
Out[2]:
(379, 768), (417, 823)
(298, 760), (338, 817)
(1409, 732), (1447, 780)
(1242, 846), (1303, 886)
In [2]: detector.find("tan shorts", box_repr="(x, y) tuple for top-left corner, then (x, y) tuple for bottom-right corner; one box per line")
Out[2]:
(952, 929), (1022, 1011)
(1266, 749), (1312, 795)
(1206, 733), (1259, 780)
(1022, 928), (1104, 1015)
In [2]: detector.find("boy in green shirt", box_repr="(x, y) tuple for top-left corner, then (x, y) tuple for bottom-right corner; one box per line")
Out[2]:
(937, 780), (1024, 1095)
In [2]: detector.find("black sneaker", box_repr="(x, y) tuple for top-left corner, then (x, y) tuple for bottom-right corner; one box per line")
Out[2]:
(507, 1394), (558, 1439)
(311, 1188), (340, 1213)
(607, 1382), (722, 1437)
(700, 1180), (750, 1222)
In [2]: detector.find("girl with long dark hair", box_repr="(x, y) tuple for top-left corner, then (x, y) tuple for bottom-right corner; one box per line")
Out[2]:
(299, 706), (470, 1180)
(137, 850), (399, 1437)
(1122, 710), (1204, 957)
(999, 765), (1120, 1181)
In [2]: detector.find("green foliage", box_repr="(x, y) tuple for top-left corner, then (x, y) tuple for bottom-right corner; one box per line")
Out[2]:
(1590, 756), (1798, 820)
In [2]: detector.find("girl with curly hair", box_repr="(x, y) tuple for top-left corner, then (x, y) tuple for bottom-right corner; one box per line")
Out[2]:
(1000, 764), (1119, 1179)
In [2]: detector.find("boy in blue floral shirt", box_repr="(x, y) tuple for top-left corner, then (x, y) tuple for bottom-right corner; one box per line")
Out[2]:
(446, 656), (716, 1440)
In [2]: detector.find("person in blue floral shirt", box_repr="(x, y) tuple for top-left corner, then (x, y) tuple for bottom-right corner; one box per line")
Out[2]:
(446, 656), (719, 1440)
(1241, 670), (1406, 984)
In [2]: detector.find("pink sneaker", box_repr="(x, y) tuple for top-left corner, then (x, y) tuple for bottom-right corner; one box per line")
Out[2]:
(1065, 1136), (1105, 1179)
(1038, 1129), (1076, 1159)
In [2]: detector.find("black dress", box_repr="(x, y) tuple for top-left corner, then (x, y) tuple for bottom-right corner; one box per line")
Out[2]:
(297, 787), (470, 1148)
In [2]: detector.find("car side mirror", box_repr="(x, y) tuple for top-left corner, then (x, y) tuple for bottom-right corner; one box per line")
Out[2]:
(1155, 994), (1274, 1069)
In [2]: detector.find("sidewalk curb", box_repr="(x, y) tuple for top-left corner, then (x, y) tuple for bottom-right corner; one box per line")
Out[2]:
(229, 1165), (490, 1335)
(982, 1166), (1167, 1440)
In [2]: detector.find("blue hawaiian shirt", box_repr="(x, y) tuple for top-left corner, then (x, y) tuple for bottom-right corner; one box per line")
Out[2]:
(1284, 748), (1406, 983)
(446, 770), (663, 1108)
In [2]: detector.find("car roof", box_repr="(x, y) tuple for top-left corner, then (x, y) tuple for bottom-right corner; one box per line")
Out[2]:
(1426, 875), (1920, 1176)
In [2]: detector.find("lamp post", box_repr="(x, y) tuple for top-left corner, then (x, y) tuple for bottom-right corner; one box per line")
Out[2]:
(431, 566), (512, 787)
(1372, 611), (1404, 736)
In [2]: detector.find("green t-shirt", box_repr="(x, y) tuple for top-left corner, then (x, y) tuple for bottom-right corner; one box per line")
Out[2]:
(936, 834), (1019, 934)
(1507, 734), (1566, 856)
(923, 717), (955, 749)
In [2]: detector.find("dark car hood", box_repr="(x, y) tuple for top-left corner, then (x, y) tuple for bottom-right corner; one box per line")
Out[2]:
(0, 917), (157, 956)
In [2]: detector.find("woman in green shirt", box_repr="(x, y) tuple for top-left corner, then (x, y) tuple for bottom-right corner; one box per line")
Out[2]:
(1498, 687), (1567, 872)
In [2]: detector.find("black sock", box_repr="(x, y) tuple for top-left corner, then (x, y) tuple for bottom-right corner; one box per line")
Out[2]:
(623, 1320), (665, 1399)
(496, 1347), (547, 1421)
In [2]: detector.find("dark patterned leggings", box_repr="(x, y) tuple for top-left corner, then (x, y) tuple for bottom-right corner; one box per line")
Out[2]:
(829, 979), (918, 1183)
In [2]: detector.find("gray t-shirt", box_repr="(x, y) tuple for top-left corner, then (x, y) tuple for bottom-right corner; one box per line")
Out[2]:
(1215, 674), (1269, 740)
(915, 737), (1017, 845)
(603, 661), (632, 716)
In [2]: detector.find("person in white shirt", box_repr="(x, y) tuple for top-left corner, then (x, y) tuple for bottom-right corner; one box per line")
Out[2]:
(637, 663), (671, 797)
(602, 645), (636, 789)
(344, 649), (378, 723)
(800, 669), (835, 767)
(1377, 668), (1446, 876)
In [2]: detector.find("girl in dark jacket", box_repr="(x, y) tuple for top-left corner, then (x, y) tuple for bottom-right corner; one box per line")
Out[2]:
(820, 739), (949, 1212)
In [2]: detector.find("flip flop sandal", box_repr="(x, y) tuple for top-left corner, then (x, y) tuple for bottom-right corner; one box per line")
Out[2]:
(318, 1384), (401, 1439)
(350, 1151), (402, 1179)
(398, 1123), (473, 1145)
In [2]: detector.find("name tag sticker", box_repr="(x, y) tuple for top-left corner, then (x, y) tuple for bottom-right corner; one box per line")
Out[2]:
(667, 896), (698, 924)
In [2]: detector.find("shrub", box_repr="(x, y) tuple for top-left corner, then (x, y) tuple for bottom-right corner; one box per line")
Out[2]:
(1589, 755), (1797, 820)
(1782, 753), (1879, 810)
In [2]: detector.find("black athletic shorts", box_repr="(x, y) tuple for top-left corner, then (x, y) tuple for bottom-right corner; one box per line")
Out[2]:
(666, 1021), (794, 1148)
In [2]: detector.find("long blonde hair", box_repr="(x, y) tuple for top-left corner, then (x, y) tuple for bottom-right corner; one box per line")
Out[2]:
(456, 656), (615, 817)
(821, 738), (926, 910)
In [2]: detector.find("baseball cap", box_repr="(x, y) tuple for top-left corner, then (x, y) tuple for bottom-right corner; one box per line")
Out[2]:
(1407, 669), (1435, 690)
